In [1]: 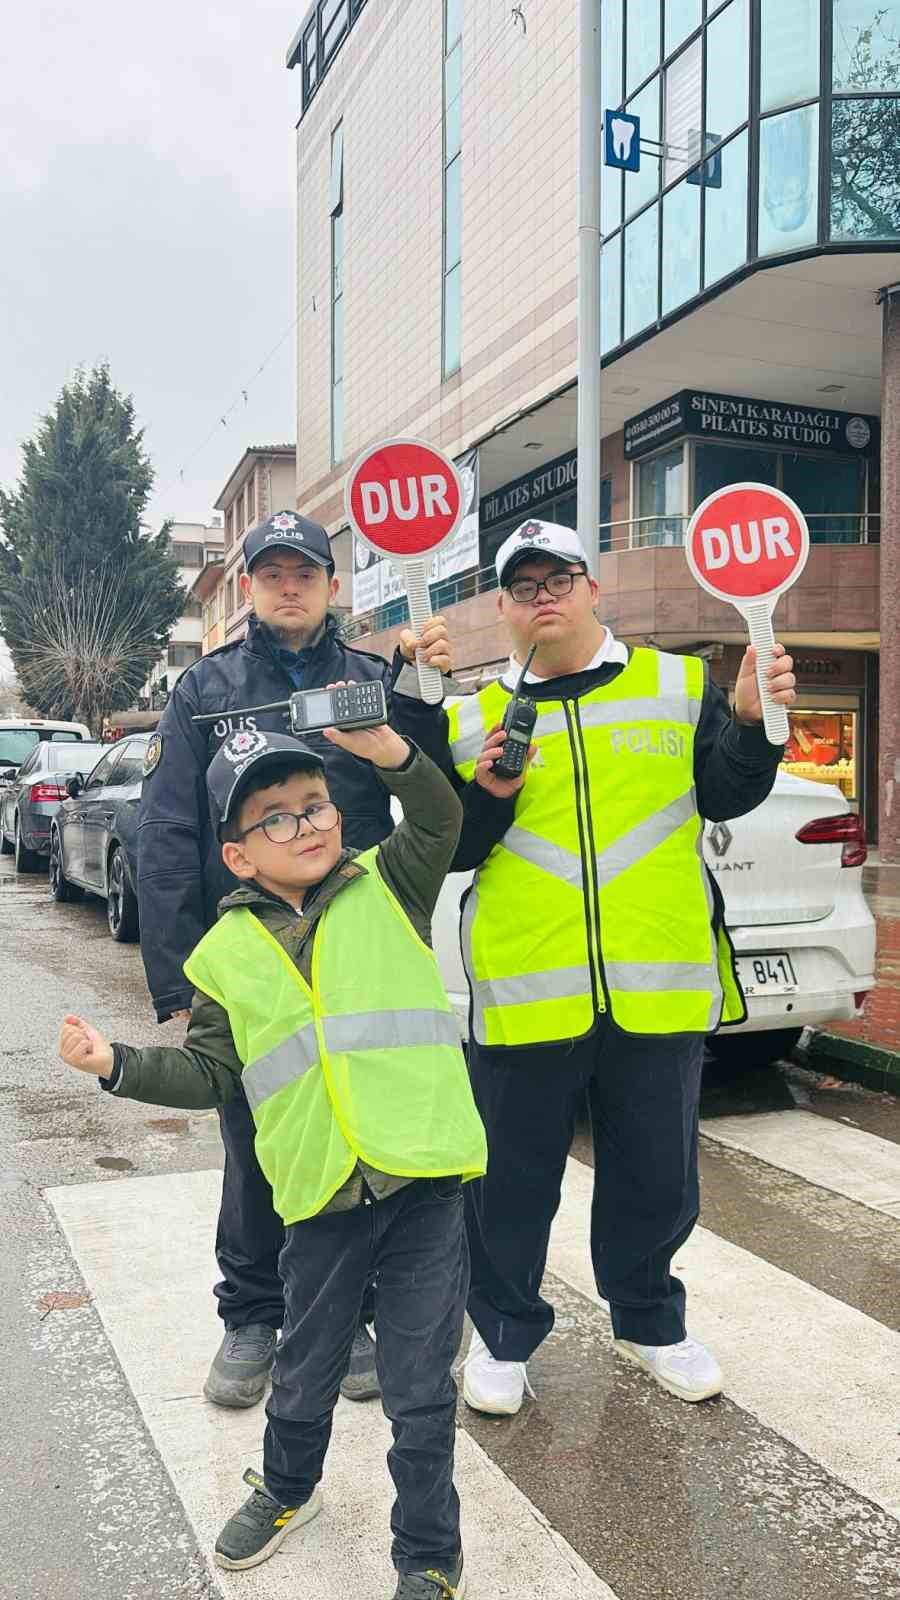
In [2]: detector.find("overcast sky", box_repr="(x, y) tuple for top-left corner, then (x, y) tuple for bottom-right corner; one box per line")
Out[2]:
(1, 1), (303, 534)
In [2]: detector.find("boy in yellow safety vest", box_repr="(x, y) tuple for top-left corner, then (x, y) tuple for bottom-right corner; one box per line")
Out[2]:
(58, 715), (486, 1600)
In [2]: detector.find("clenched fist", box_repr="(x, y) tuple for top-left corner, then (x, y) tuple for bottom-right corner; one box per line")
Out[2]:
(59, 1014), (115, 1080)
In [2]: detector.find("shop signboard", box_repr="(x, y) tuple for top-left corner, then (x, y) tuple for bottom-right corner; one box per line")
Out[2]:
(480, 448), (578, 532)
(624, 389), (879, 460)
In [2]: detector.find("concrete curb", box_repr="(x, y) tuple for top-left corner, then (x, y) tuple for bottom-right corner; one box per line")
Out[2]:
(800, 1028), (900, 1095)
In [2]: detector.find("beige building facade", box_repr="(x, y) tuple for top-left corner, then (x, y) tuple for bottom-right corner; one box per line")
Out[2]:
(214, 445), (297, 644)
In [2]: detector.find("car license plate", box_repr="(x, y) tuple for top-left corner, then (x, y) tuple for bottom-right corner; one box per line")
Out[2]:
(736, 953), (798, 996)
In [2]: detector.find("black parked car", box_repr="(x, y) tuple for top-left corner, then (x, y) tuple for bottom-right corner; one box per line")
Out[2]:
(50, 735), (150, 942)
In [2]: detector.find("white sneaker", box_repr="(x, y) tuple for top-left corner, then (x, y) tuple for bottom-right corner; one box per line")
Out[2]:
(461, 1329), (535, 1416)
(613, 1335), (723, 1402)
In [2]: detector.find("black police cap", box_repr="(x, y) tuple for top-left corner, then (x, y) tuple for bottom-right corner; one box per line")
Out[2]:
(243, 511), (334, 572)
(208, 730), (325, 836)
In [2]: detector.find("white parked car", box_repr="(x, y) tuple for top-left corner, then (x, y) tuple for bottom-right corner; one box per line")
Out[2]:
(419, 768), (875, 1071)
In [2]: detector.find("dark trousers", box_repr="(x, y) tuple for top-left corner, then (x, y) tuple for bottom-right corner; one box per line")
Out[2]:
(263, 1178), (468, 1575)
(213, 1091), (375, 1331)
(465, 1020), (704, 1360)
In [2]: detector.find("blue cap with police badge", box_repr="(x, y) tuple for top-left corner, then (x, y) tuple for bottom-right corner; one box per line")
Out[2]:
(243, 511), (334, 573)
(208, 729), (325, 837)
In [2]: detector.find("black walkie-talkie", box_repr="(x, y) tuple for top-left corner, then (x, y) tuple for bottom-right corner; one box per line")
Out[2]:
(492, 645), (538, 781)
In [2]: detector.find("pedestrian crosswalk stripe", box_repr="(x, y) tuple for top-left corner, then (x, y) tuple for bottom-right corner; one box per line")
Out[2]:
(549, 1156), (900, 1521)
(49, 1169), (620, 1600)
(700, 1107), (900, 1217)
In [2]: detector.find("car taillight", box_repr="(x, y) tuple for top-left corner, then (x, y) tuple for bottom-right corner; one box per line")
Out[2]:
(795, 812), (867, 868)
(30, 782), (67, 803)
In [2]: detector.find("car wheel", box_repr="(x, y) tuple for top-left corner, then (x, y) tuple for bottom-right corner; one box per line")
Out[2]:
(14, 816), (42, 873)
(49, 830), (83, 903)
(107, 845), (139, 942)
(705, 1027), (804, 1072)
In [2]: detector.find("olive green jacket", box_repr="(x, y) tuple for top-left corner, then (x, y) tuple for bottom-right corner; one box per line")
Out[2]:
(107, 745), (463, 1211)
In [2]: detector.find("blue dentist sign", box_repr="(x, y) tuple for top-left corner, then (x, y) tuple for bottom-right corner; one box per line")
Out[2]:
(604, 110), (640, 172)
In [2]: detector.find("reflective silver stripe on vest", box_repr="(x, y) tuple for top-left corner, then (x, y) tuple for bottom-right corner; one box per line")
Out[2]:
(323, 1009), (461, 1053)
(450, 695), (489, 766)
(604, 959), (720, 993)
(502, 825), (584, 887)
(243, 1021), (319, 1112)
(595, 789), (697, 886)
(578, 694), (691, 731)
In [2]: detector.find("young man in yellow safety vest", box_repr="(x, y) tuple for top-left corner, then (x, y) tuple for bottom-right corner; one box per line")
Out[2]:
(433, 519), (797, 1413)
(58, 718), (486, 1600)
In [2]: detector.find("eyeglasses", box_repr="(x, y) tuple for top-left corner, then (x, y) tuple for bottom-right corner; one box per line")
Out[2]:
(506, 567), (588, 604)
(238, 802), (340, 845)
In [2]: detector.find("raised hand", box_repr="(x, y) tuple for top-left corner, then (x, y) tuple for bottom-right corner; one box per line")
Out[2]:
(474, 724), (537, 799)
(59, 1014), (115, 1079)
(734, 642), (797, 725)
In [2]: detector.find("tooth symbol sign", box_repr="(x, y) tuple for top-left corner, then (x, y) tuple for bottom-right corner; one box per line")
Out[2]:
(611, 117), (636, 161)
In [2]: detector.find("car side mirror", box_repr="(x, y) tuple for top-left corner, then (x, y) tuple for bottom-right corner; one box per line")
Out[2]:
(66, 774), (84, 798)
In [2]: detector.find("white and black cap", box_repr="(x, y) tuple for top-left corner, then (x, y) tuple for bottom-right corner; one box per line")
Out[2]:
(495, 519), (590, 586)
(207, 730), (325, 836)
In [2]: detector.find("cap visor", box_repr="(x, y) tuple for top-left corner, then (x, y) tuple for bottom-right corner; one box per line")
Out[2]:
(247, 541), (333, 570)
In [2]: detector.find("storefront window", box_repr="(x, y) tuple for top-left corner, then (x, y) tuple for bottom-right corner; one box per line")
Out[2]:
(760, 0), (820, 112)
(758, 104), (820, 254)
(694, 442), (778, 503)
(625, 79), (661, 218)
(832, 0), (900, 91)
(624, 203), (660, 338)
(703, 129), (748, 285)
(664, 37), (702, 185)
(637, 445), (685, 544)
(627, 0), (660, 94)
(781, 710), (858, 801)
(781, 454), (866, 542)
(662, 176), (701, 312)
(831, 96), (900, 241)
(705, 0), (749, 147)
(666, 0), (701, 58)
(601, 232), (623, 353)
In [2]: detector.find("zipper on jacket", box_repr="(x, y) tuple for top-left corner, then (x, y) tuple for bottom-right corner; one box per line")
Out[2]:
(563, 700), (605, 1015)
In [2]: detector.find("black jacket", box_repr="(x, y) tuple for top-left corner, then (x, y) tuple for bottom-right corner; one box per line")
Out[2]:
(137, 613), (435, 1020)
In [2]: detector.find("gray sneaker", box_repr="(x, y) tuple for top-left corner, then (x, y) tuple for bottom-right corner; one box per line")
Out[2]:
(204, 1324), (278, 1408)
(214, 1468), (322, 1570)
(339, 1323), (381, 1402)
(393, 1553), (466, 1598)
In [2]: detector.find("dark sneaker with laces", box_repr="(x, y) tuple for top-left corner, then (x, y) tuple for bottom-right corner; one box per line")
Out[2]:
(214, 1468), (323, 1570)
(339, 1323), (381, 1402)
(203, 1324), (278, 1408)
(393, 1553), (466, 1598)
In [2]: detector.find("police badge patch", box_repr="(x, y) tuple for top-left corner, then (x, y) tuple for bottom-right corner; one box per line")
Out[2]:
(143, 733), (163, 777)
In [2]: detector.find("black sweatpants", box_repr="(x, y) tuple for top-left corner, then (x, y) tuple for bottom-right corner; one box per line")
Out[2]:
(212, 1091), (375, 1331)
(263, 1177), (468, 1576)
(465, 1020), (704, 1359)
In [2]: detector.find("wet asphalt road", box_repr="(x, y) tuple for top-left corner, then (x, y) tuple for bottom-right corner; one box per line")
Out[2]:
(1, 848), (899, 1599)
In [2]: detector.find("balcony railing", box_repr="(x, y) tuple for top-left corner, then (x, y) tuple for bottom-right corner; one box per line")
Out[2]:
(343, 511), (879, 641)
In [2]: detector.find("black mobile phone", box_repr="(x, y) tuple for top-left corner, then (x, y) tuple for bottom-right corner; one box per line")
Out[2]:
(289, 680), (387, 735)
(492, 647), (538, 780)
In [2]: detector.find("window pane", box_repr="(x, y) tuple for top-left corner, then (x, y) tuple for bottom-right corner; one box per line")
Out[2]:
(332, 294), (344, 381)
(694, 443), (778, 504)
(704, 128), (748, 284)
(446, 93), (461, 162)
(664, 37), (702, 184)
(601, 232), (622, 353)
(623, 202), (659, 338)
(332, 380), (344, 463)
(602, 165), (622, 235)
(444, 155), (461, 270)
(624, 78), (660, 218)
(445, 0), (463, 48)
(602, 0), (624, 112)
(705, 0), (749, 146)
(637, 446), (684, 545)
(833, 0), (900, 90)
(322, 0), (349, 63)
(831, 96), (900, 240)
(782, 455), (866, 542)
(627, 0), (660, 94)
(666, 0), (701, 57)
(760, 0), (820, 113)
(759, 104), (819, 254)
(443, 263), (461, 374)
(445, 41), (461, 105)
(661, 177), (700, 312)
(329, 123), (344, 214)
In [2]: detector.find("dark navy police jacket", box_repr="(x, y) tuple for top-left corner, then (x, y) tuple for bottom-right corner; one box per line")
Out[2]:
(137, 612), (429, 1020)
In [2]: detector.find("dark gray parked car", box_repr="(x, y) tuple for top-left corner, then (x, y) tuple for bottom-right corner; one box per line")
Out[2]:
(50, 735), (150, 941)
(0, 741), (104, 872)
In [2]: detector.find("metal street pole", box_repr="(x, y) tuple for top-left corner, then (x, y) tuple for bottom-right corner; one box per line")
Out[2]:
(577, 0), (603, 579)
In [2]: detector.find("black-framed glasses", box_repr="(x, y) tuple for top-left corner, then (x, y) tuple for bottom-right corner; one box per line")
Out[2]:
(506, 567), (588, 604)
(238, 802), (340, 845)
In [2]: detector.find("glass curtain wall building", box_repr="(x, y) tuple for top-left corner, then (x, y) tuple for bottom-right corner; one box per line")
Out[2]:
(600, 0), (900, 353)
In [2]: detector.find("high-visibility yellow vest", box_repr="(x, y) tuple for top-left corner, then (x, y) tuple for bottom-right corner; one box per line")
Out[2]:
(446, 647), (745, 1046)
(184, 850), (487, 1223)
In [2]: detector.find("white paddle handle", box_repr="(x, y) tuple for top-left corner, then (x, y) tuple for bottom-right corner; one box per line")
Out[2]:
(403, 558), (443, 705)
(744, 601), (790, 747)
